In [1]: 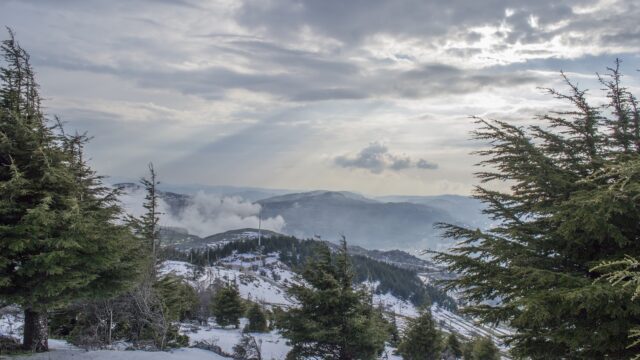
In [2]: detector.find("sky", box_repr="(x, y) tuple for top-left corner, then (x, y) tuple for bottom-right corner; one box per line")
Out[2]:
(1, 0), (639, 196)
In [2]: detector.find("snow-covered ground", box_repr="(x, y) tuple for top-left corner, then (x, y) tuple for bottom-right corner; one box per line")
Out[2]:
(160, 253), (298, 307)
(0, 305), (22, 341)
(180, 318), (290, 359)
(1, 253), (511, 359)
(7, 339), (230, 359)
(163, 255), (511, 348)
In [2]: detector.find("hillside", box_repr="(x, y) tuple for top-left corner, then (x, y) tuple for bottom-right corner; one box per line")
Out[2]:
(257, 190), (457, 250)
(116, 183), (489, 252)
(162, 234), (456, 310)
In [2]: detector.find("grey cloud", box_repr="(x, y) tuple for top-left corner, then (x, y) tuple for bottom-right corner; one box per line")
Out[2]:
(237, 0), (585, 46)
(33, 47), (540, 103)
(416, 159), (438, 170)
(335, 143), (438, 174)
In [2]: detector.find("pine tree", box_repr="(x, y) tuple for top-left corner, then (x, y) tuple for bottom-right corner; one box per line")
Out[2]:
(211, 283), (244, 328)
(469, 337), (499, 360)
(0, 30), (142, 352)
(387, 311), (400, 347)
(279, 238), (387, 360)
(154, 274), (198, 322)
(433, 64), (640, 358)
(397, 309), (442, 360)
(245, 303), (268, 333)
(444, 332), (463, 359)
(139, 163), (160, 273)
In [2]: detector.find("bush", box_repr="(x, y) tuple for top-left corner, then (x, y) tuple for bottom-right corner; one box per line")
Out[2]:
(233, 334), (262, 360)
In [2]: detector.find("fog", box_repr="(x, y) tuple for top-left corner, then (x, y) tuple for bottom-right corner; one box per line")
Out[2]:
(119, 188), (285, 237)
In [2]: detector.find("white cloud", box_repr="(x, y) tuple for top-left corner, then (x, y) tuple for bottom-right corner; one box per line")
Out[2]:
(119, 189), (285, 237)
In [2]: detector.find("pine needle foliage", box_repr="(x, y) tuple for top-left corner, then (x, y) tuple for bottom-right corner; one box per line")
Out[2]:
(211, 282), (244, 328)
(0, 29), (143, 351)
(397, 308), (442, 360)
(279, 238), (388, 360)
(433, 62), (640, 358)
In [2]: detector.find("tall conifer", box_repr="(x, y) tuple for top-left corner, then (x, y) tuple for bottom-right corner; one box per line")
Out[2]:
(434, 64), (640, 358)
(280, 239), (387, 360)
(0, 30), (142, 352)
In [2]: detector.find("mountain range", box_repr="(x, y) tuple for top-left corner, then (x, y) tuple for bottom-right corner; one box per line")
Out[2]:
(115, 182), (490, 252)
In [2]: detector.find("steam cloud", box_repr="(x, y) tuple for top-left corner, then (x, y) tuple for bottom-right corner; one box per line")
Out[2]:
(119, 188), (285, 237)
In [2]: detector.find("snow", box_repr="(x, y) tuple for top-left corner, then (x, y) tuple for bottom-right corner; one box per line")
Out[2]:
(2, 252), (512, 359)
(10, 340), (231, 359)
(160, 255), (299, 307)
(0, 305), (23, 340)
(182, 319), (291, 359)
(373, 292), (420, 319)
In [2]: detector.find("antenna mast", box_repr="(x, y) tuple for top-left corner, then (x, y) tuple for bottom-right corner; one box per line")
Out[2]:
(258, 214), (262, 248)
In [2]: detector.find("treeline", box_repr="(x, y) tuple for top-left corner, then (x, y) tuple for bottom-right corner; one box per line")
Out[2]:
(162, 235), (457, 310)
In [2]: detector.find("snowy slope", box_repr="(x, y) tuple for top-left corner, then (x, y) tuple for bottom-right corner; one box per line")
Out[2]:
(1, 254), (510, 359)
(160, 253), (298, 307)
(162, 255), (511, 348)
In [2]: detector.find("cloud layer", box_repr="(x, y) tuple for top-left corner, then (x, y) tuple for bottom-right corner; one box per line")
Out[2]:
(1, 0), (639, 195)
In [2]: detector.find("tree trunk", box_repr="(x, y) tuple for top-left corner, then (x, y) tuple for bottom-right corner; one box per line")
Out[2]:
(23, 308), (48, 352)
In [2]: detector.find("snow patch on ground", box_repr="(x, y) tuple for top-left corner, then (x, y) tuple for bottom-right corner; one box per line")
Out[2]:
(182, 319), (290, 359)
(10, 340), (231, 360)
(0, 305), (23, 340)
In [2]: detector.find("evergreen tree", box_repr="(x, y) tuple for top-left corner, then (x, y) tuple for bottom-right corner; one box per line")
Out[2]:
(139, 163), (160, 272)
(245, 303), (268, 333)
(154, 274), (198, 322)
(279, 238), (387, 360)
(0, 30), (142, 352)
(444, 332), (463, 359)
(397, 309), (442, 360)
(387, 311), (400, 347)
(211, 283), (244, 328)
(434, 64), (640, 358)
(469, 337), (499, 360)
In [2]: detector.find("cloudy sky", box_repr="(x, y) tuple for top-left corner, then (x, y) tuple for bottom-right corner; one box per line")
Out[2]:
(1, 0), (639, 196)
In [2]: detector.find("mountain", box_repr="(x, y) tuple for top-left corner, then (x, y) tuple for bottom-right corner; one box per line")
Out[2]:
(161, 228), (283, 251)
(117, 181), (488, 252)
(110, 179), (293, 202)
(376, 194), (490, 229)
(257, 190), (456, 251)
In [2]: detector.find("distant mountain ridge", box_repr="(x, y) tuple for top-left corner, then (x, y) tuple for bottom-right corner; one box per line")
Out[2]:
(115, 182), (489, 252)
(159, 227), (442, 274)
(257, 190), (460, 250)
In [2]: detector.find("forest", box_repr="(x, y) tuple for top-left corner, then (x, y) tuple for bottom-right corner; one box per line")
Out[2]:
(162, 235), (458, 310)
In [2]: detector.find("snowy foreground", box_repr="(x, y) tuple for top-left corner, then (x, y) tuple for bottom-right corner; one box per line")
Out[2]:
(2, 321), (400, 360)
(1, 253), (507, 359)
(6, 339), (229, 359)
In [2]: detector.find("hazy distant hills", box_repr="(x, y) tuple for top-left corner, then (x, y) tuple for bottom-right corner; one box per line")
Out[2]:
(376, 194), (490, 229)
(115, 181), (490, 252)
(257, 190), (468, 251)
